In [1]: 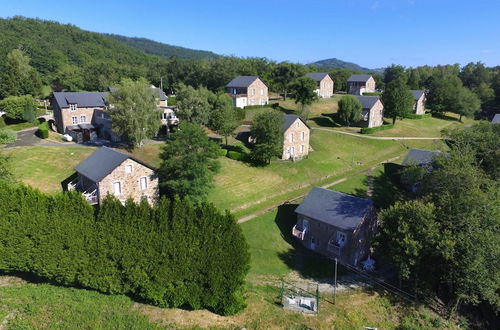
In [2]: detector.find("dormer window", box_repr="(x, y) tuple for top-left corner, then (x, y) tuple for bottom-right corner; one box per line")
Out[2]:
(69, 104), (77, 112)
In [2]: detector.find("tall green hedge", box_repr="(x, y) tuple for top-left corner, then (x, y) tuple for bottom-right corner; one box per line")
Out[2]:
(38, 121), (49, 139)
(0, 183), (250, 315)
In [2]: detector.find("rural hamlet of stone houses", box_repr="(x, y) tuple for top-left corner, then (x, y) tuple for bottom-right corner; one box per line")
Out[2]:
(305, 72), (334, 98)
(225, 76), (269, 108)
(68, 146), (158, 205)
(292, 187), (377, 267)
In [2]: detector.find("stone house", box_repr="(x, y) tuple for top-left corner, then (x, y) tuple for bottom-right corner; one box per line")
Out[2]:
(282, 114), (310, 161)
(355, 96), (384, 128)
(68, 146), (158, 205)
(410, 90), (426, 115)
(52, 92), (109, 142)
(225, 76), (268, 108)
(347, 74), (376, 95)
(305, 73), (334, 98)
(292, 187), (377, 267)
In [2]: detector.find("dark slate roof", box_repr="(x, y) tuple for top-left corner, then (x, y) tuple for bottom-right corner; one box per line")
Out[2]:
(492, 114), (500, 124)
(306, 72), (330, 82)
(295, 187), (373, 231)
(347, 74), (372, 82)
(410, 90), (425, 101)
(109, 87), (167, 101)
(75, 146), (154, 182)
(401, 148), (448, 166)
(282, 114), (310, 131)
(355, 95), (380, 110)
(225, 76), (260, 88)
(53, 92), (108, 108)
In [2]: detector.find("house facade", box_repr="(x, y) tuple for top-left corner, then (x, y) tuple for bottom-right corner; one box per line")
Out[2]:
(355, 96), (384, 128)
(410, 90), (426, 115)
(292, 187), (377, 267)
(305, 73), (334, 98)
(226, 76), (268, 108)
(347, 74), (376, 95)
(282, 114), (310, 161)
(68, 146), (158, 205)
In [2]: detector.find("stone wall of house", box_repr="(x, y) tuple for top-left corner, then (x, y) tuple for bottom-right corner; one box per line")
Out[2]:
(414, 95), (426, 115)
(59, 106), (106, 132)
(365, 77), (376, 92)
(318, 76), (334, 98)
(282, 118), (310, 160)
(247, 78), (269, 106)
(98, 158), (158, 205)
(368, 100), (384, 128)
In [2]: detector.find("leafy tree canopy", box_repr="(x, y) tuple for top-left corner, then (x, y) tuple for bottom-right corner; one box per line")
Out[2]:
(337, 95), (362, 126)
(250, 111), (284, 165)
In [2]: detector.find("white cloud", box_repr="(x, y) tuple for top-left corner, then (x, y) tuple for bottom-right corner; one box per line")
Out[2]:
(480, 49), (494, 54)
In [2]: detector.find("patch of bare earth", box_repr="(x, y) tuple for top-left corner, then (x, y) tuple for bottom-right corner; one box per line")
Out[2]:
(0, 276), (26, 287)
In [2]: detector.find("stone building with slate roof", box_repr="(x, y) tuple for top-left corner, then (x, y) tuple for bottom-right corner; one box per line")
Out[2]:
(292, 187), (377, 266)
(68, 146), (158, 205)
(355, 95), (384, 128)
(225, 76), (268, 108)
(410, 90), (427, 115)
(305, 72), (334, 98)
(282, 114), (310, 160)
(347, 74), (376, 95)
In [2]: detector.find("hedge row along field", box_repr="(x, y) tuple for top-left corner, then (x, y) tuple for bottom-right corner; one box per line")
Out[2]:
(0, 183), (250, 315)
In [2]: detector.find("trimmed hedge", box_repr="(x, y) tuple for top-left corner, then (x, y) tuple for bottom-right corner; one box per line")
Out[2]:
(360, 123), (394, 134)
(405, 113), (432, 119)
(38, 121), (49, 139)
(362, 92), (382, 96)
(0, 183), (250, 316)
(244, 104), (269, 110)
(0, 128), (16, 144)
(227, 150), (247, 161)
(218, 148), (228, 157)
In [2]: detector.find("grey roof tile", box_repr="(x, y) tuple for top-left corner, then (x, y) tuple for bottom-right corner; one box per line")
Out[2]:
(226, 76), (261, 88)
(306, 72), (330, 82)
(492, 114), (500, 124)
(410, 90), (425, 101)
(401, 148), (448, 166)
(347, 74), (372, 82)
(295, 187), (373, 230)
(53, 92), (108, 108)
(283, 114), (310, 131)
(354, 95), (380, 109)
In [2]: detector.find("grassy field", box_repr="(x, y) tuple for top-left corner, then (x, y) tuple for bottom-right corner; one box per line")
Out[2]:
(1, 146), (95, 193)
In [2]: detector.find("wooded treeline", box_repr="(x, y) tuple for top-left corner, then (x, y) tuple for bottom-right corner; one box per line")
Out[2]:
(0, 183), (250, 315)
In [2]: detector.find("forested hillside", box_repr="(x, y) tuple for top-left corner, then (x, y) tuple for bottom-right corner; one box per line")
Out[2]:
(311, 57), (372, 72)
(105, 34), (219, 60)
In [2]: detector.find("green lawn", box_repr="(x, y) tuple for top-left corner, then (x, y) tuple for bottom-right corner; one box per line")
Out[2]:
(1, 146), (95, 193)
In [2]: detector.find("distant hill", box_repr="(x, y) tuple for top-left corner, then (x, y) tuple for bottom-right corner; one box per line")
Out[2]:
(311, 58), (383, 73)
(105, 34), (219, 60)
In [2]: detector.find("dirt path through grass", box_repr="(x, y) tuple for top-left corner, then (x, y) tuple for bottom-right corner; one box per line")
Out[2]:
(237, 155), (400, 223)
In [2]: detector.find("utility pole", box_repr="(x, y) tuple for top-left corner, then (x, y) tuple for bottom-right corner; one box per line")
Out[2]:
(334, 258), (338, 304)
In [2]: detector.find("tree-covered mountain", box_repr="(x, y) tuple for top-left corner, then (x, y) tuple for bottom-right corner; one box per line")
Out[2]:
(0, 16), (169, 93)
(311, 57), (374, 72)
(105, 34), (219, 60)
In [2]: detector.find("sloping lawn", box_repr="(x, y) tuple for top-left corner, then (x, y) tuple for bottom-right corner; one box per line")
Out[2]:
(1, 146), (95, 193)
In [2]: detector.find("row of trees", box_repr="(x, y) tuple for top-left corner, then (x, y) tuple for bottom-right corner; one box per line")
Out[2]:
(376, 122), (500, 316)
(0, 181), (250, 315)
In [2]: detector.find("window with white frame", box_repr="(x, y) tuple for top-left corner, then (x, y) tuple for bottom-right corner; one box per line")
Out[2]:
(80, 115), (86, 123)
(251, 88), (255, 96)
(125, 164), (133, 174)
(113, 181), (122, 195)
(69, 104), (77, 112)
(71, 116), (78, 125)
(301, 131), (305, 141)
(139, 176), (148, 190)
(301, 144), (305, 153)
(260, 88), (263, 96)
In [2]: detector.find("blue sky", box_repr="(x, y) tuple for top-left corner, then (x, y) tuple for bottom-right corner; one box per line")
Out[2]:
(1, 0), (499, 68)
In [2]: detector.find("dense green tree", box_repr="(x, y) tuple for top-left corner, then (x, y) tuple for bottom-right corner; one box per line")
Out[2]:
(288, 76), (318, 120)
(337, 95), (362, 126)
(383, 64), (407, 84)
(473, 82), (495, 105)
(0, 48), (42, 98)
(426, 74), (462, 113)
(175, 84), (213, 125)
(52, 64), (85, 91)
(407, 68), (421, 89)
(451, 87), (481, 121)
(158, 122), (220, 202)
(381, 78), (414, 124)
(208, 93), (239, 145)
(377, 201), (439, 290)
(0, 95), (38, 120)
(0, 154), (13, 183)
(271, 62), (304, 99)
(250, 111), (284, 165)
(326, 68), (354, 92)
(459, 62), (491, 88)
(108, 78), (161, 148)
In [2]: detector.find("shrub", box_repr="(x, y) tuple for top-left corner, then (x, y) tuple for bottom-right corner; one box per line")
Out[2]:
(0, 129), (16, 144)
(167, 96), (177, 105)
(38, 121), (49, 139)
(0, 95), (38, 120)
(244, 104), (268, 110)
(271, 102), (279, 109)
(0, 117), (5, 128)
(230, 141), (250, 154)
(227, 150), (247, 161)
(218, 148), (228, 157)
(360, 123), (394, 134)
(405, 113), (432, 119)
(362, 92), (382, 96)
(234, 107), (245, 121)
(0, 183), (250, 316)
